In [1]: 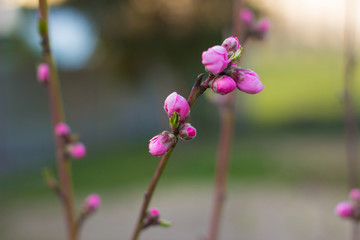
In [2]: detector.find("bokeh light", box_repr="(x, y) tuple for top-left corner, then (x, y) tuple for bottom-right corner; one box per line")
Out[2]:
(22, 7), (98, 70)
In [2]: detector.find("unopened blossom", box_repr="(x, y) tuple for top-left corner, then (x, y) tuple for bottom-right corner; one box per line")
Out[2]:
(145, 208), (161, 227)
(68, 142), (86, 159)
(149, 208), (160, 217)
(202, 46), (231, 74)
(149, 132), (176, 156)
(54, 122), (71, 137)
(239, 8), (254, 24)
(234, 68), (264, 94)
(222, 36), (240, 55)
(164, 92), (190, 121)
(257, 18), (271, 34)
(37, 63), (50, 83)
(350, 189), (360, 202)
(179, 123), (197, 141)
(256, 18), (271, 39)
(335, 201), (354, 218)
(84, 194), (101, 212)
(210, 75), (236, 95)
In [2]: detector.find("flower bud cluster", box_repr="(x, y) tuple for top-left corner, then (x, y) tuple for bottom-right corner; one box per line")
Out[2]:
(54, 122), (86, 159)
(149, 92), (197, 156)
(202, 37), (264, 95)
(239, 8), (271, 40)
(334, 188), (360, 220)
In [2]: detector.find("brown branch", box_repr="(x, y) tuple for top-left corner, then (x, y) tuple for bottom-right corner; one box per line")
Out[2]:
(207, 1), (245, 239)
(38, 1), (77, 240)
(343, 0), (359, 239)
(130, 146), (176, 240)
(208, 92), (236, 240)
(343, 0), (358, 191)
(188, 74), (214, 108)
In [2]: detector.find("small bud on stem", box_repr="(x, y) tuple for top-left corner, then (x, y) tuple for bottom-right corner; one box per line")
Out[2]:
(149, 132), (176, 156)
(179, 123), (197, 141)
(67, 142), (86, 159)
(164, 92), (191, 122)
(37, 63), (50, 84)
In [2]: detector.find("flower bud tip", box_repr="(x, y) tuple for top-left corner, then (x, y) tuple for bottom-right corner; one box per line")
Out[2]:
(37, 63), (50, 83)
(350, 188), (360, 202)
(68, 142), (86, 159)
(149, 208), (160, 217)
(85, 194), (101, 211)
(240, 8), (254, 24)
(257, 18), (271, 33)
(164, 92), (190, 121)
(210, 76), (236, 95)
(222, 37), (240, 54)
(235, 68), (264, 94)
(55, 122), (71, 137)
(202, 45), (231, 74)
(149, 132), (176, 156)
(179, 123), (197, 141)
(335, 201), (354, 218)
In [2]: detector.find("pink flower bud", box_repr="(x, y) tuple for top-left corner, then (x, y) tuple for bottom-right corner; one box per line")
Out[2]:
(179, 123), (197, 141)
(239, 8), (254, 24)
(202, 46), (231, 74)
(84, 194), (101, 211)
(149, 132), (176, 156)
(210, 76), (236, 95)
(222, 37), (240, 54)
(37, 63), (50, 83)
(335, 201), (354, 218)
(164, 92), (190, 121)
(257, 18), (271, 34)
(54, 122), (71, 137)
(234, 68), (264, 94)
(149, 208), (160, 217)
(68, 142), (86, 159)
(350, 189), (360, 202)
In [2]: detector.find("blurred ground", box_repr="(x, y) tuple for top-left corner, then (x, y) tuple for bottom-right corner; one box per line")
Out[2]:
(0, 182), (351, 240)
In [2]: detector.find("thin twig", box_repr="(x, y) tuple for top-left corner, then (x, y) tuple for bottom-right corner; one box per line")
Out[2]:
(344, 0), (359, 239)
(38, 1), (77, 239)
(188, 74), (214, 108)
(344, 0), (358, 191)
(130, 146), (176, 240)
(75, 210), (96, 238)
(130, 74), (211, 240)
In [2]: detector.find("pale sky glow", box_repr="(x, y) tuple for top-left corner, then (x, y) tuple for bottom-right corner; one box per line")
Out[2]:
(254, 0), (359, 48)
(2, 0), (66, 8)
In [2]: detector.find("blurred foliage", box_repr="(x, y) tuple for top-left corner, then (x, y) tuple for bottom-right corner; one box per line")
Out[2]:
(0, 131), (349, 206)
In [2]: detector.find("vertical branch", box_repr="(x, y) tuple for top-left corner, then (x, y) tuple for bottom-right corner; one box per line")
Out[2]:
(343, 0), (359, 239)
(343, 0), (358, 190)
(208, 95), (236, 240)
(38, 1), (77, 240)
(207, 1), (243, 240)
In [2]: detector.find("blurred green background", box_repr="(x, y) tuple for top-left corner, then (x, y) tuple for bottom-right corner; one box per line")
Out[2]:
(1, 0), (360, 239)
